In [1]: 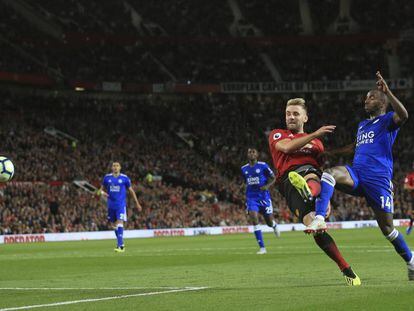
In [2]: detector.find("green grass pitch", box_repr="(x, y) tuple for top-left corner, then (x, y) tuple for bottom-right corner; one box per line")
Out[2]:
(0, 228), (413, 310)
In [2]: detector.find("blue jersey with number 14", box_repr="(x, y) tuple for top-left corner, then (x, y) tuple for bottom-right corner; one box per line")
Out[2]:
(353, 111), (399, 179)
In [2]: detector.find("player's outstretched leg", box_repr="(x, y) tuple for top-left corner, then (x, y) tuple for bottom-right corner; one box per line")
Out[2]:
(264, 214), (280, 238)
(308, 166), (355, 234)
(288, 171), (327, 233)
(313, 231), (361, 286)
(288, 171), (314, 202)
(375, 210), (414, 280)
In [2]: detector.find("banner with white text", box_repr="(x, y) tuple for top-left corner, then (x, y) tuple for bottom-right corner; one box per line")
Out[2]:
(0, 220), (410, 244)
(221, 79), (412, 93)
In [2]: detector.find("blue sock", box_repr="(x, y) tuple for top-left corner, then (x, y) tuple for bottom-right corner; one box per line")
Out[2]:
(116, 224), (124, 248)
(254, 226), (265, 248)
(114, 228), (118, 239)
(315, 172), (336, 217)
(386, 229), (413, 262)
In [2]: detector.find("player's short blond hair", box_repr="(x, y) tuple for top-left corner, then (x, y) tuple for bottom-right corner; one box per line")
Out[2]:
(286, 98), (307, 112)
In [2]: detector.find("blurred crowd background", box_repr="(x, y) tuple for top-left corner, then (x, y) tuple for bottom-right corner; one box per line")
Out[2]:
(0, 0), (413, 234)
(1, 92), (413, 234)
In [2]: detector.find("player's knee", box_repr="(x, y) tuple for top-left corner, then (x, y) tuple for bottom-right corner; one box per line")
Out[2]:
(303, 212), (315, 226)
(249, 215), (258, 225)
(325, 167), (339, 179)
(380, 224), (394, 236)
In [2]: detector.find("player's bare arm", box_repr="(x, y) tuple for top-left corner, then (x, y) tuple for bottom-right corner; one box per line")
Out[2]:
(323, 142), (355, 158)
(260, 175), (276, 191)
(376, 71), (409, 126)
(128, 187), (142, 211)
(275, 125), (336, 154)
(96, 186), (108, 198)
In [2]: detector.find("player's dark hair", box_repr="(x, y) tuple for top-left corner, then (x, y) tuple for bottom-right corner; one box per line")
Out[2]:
(370, 89), (389, 105)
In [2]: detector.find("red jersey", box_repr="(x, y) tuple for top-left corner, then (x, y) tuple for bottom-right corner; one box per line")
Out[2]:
(268, 129), (324, 182)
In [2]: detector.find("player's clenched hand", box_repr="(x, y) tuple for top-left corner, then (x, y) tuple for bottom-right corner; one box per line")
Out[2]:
(376, 71), (390, 94)
(260, 185), (270, 191)
(136, 202), (142, 212)
(313, 125), (336, 138)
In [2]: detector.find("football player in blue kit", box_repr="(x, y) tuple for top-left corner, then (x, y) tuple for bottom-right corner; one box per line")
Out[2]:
(98, 162), (142, 252)
(241, 148), (280, 255)
(293, 71), (414, 280)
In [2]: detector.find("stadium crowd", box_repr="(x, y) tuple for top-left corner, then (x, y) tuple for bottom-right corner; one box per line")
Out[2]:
(1, 0), (413, 83)
(0, 91), (413, 234)
(1, 0), (413, 234)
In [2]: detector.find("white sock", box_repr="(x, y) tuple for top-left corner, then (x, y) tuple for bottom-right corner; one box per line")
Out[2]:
(315, 215), (325, 221)
(408, 252), (414, 266)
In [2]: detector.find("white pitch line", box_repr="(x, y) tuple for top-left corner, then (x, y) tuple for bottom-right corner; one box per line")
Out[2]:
(0, 287), (182, 291)
(0, 287), (208, 311)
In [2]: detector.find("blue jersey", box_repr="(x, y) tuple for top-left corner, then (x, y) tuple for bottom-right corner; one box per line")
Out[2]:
(102, 173), (131, 209)
(353, 111), (399, 179)
(241, 162), (274, 199)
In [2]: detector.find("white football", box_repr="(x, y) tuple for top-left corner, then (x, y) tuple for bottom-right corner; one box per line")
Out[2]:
(0, 156), (14, 182)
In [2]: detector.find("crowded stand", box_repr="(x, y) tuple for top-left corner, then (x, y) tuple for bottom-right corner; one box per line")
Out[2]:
(1, 91), (413, 234)
(0, 0), (413, 235)
(0, 0), (413, 83)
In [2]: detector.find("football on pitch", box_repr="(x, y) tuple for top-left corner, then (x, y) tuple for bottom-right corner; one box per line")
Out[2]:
(0, 156), (14, 182)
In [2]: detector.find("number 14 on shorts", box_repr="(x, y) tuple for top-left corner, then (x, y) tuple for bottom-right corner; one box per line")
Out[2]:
(380, 195), (393, 213)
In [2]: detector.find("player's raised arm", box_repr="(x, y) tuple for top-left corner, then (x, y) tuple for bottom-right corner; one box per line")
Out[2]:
(275, 125), (336, 154)
(128, 187), (142, 211)
(376, 71), (409, 126)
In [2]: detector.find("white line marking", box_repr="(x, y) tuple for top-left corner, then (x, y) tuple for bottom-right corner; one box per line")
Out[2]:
(0, 287), (208, 311)
(0, 287), (182, 291)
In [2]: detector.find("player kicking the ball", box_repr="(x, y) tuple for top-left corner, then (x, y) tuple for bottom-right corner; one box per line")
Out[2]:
(241, 148), (280, 255)
(268, 98), (361, 286)
(98, 162), (142, 252)
(294, 71), (414, 281)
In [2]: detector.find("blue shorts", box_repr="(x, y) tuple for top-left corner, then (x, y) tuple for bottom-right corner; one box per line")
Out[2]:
(345, 165), (394, 213)
(107, 207), (127, 222)
(246, 198), (273, 216)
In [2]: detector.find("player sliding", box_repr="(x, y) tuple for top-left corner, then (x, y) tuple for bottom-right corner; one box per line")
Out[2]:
(268, 98), (361, 286)
(97, 162), (142, 252)
(241, 148), (280, 255)
(293, 71), (414, 280)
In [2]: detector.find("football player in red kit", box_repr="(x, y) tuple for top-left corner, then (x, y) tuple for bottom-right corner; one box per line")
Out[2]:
(268, 98), (361, 286)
